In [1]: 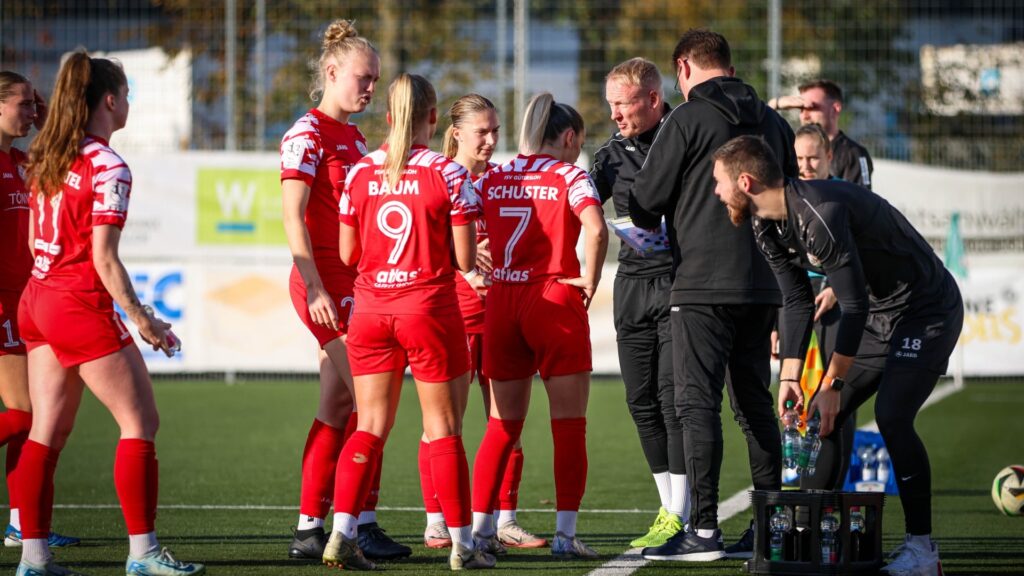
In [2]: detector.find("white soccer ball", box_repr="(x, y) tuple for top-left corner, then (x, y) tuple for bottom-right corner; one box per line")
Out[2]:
(991, 465), (1024, 516)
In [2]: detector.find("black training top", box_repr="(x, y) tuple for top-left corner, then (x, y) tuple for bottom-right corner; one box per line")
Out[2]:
(754, 178), (958, 361)
(830, 131), (873, 190)
(629, 76), (797, 306)
(590, 104), (673, 279)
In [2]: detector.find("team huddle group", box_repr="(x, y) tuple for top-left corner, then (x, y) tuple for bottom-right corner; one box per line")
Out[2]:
(0, 17), (962, 576)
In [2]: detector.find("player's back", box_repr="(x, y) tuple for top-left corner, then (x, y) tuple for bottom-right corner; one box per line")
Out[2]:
(342, 145), (478, 313)
(480, 154), (600, 284)
(31, 136), (131, 292)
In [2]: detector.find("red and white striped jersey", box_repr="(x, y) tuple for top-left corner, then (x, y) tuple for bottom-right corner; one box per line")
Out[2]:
(340, 145), (480, 313)
(280, 108), (367, 283)
(0, 147), (32, 293)
(477, 154), (601, 284)
(29, 136), (131, 291)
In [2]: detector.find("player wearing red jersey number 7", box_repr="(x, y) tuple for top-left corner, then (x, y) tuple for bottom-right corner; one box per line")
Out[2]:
(471, 92), (608, 560)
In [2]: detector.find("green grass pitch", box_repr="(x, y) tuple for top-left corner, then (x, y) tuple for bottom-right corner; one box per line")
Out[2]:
(2, 377), (1021, 575)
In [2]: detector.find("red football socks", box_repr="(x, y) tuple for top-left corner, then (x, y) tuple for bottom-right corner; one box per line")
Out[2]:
(17, 440), (58, 539)
(332, 431), (383, 516)
(299, 419), (346, 519)
(498, 447), (524, 511)
(114, 439), (158, 535)
(429, 435), (471, 527)
(0, 410), (32, 513)
(418, 440), (442, 513)
(472, 418), (524, 513)
(551, 417), (587, 511)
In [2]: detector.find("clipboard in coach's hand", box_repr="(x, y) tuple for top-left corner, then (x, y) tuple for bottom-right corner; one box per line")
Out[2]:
(607, 216), (670, 255)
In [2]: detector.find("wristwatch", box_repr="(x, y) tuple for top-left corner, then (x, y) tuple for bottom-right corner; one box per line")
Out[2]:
(828, 376), (845, 392)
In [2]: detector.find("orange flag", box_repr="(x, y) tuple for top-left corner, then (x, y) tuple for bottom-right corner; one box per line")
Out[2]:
(798, 331), (824, 432)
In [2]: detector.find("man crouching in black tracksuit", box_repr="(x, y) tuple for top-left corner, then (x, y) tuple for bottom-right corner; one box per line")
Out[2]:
(590, 57), (687, 548)
(629, 29), (797, 562)
(712, 135), (962, 576)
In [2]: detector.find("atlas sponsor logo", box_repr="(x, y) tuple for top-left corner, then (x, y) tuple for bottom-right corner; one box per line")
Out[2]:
(492, 267), (530, 282)
(375, 268), (419, 286)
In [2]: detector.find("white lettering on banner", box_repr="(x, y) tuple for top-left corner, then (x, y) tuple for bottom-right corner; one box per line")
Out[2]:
(486, 185), (559, 201)
(215, 180), (256, 218)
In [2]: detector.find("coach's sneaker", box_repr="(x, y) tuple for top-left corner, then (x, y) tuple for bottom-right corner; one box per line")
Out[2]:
(323, 530), (376, 571)
(630, 507), (682, 548)
(424, 521), (453, 549)
(16, 560), (88, 576)
(724, 520), (755, 559)
(5, 525), (81, 548)
(288, 526), (327, 559)
(497, 520), (547, 548)
(449, 543), (496, 570)
(551, 532), (599, 559)
(357, 522), (412, 560)
(472, 531), (507, 556)
(642, 529), (726, 561)
(125, 547), (205, 575)
(882, 535), (943, 576)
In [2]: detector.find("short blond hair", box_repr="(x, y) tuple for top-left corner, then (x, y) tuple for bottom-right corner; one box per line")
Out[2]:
(606, 57), (663, 94)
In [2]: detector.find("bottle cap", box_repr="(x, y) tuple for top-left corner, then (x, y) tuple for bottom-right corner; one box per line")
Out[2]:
(785, 400), (794, 409)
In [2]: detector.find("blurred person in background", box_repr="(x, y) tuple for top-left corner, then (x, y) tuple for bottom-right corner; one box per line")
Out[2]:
(279, 19), (409, 563)
(0, 70), (81, 552)
(590, 57), (689, 548)
(470, 92), (608, 560)
(17, 51), (204, 576)
(330, 73), (494, 571)
(417, 93), (547, 551)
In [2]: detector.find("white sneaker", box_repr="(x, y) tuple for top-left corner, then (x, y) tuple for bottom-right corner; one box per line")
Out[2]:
(424, 521), (452, 549)
(881, 536), (942, 576)
(449, 543), (496, 570)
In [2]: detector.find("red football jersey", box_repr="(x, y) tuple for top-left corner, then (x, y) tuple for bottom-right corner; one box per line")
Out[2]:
(477, 154), (601, 284)
(340, 145), (480, 313)
(0, 147), (32, 292)
(454, 163), (497, 334)
(29, 136), (131, 292)
(280, 108), (367, 283)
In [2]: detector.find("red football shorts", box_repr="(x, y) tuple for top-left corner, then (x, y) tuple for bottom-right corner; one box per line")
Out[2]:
(483, 279), (592, 381)
(467, 332), (488, 387)
(18, 281), (133, 368)
(289, 266), (356, 347)
(0, 289), (26, 356)
(346, 310), (470, 383)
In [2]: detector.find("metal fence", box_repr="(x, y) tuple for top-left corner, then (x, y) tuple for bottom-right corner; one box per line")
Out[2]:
(3, 0), (1023, 169)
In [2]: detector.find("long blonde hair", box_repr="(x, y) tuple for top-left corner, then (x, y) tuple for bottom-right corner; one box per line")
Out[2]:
(26, 51), (126, 198)
(310, 19), (377, 101)
(518, 92), (584, 155)
(383, 73), (436, 192)
(442, 93), (496, 159)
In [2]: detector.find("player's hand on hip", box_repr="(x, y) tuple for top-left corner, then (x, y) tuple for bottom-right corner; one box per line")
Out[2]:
(469, 272), (491, 296)
(808, 386), (841, 437)
(558, 277), (596, 309)
(777, 379), (804, 419)
(307, 286), (339, 331)
(813, 287), (837, 321)
(476, 238), (493, 273)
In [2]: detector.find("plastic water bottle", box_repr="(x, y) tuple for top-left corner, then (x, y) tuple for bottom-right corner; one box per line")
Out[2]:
(781, 400), (802, 469)
(849, 506), (865, 561)
(876, 447), (891, 484)
(820, 506), (839, 565)
(769, 505), (791, 561)
(143, 305), (181, 357)
(799, 411), (822, 475)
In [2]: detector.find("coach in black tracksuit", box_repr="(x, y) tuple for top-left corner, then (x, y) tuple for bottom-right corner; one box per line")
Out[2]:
(591, 57), (686, 543)
(711, 135), (961, 573)
(629, 30), (797, 562)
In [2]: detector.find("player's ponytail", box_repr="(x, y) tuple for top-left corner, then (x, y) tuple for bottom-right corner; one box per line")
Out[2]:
(310, 19), (377, 102)
(443, 93), (496, 160)
(518, 92), (583, 155)
(26, 50), (126, 199)
(383, 73), (436, 193)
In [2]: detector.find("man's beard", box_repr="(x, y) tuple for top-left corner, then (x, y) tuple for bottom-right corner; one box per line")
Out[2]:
(726, 193), (751, 226)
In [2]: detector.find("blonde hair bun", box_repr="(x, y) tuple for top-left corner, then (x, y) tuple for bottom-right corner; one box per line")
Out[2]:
(323, 19), (359, 51)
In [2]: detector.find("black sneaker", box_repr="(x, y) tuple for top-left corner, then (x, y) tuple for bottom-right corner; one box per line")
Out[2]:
(288, 526), (327, 560)
(642, 528), (726, 562)
(724, 520), (754, 559)
(357, 522), (412, 560)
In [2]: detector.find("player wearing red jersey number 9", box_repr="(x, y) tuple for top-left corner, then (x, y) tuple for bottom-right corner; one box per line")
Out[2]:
(15, 51), (203, 576)
(279, 20), (407, 564)
(328, 74), (494, 572)
(470, 93), (609, 559)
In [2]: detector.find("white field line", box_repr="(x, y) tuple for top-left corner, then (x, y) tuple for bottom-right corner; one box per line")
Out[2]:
(0, 504), (660, 514)
(586, 379), (961, 576)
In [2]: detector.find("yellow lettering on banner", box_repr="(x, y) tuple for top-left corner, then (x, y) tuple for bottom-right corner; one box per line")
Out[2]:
(960, 308), (1021, 345)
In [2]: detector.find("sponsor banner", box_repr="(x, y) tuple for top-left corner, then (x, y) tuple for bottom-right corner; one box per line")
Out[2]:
(196, 167), (287, 246)
(957, 269), (1024, 375)
(118, 264), (188, 370)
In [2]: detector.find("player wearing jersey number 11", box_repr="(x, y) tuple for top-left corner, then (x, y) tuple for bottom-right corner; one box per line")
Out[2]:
(331, 73), (494, 572)
(471, 92), (609, 559)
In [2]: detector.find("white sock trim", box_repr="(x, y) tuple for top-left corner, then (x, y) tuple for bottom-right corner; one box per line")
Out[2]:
(297, 515), (324, 531)
(472, 512), (494, 537)
(555, 511), (577, 538)
(333, 513), (359, 539)
(128, 532), (159, 559)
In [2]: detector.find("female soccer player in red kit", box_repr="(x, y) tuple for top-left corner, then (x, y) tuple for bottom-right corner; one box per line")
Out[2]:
(417, 94), (546, 552)
(279, 19), (407, 562)
(326, 73), (494, 572)
(471, 92), (608, 559)
(0, 71), (81, 551)
(16, 52), (203, 576)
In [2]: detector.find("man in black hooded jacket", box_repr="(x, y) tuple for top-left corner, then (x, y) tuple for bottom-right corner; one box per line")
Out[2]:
(630, 28), (797, 562)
